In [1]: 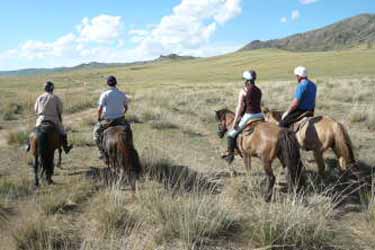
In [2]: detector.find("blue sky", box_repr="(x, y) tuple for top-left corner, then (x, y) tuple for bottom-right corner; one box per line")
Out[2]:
(0, 0), (374, 70)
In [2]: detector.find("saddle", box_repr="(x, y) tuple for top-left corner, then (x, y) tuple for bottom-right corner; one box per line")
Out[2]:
(242, 117), (265, 136)
(290, 111), (314, 133)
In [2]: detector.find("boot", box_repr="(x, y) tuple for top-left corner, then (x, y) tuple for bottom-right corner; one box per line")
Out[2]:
(61, 134), (73, 154)
(221, 136), (236, 164)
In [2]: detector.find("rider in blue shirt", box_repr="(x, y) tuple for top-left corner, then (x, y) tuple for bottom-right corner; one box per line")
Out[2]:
(280, 66), (317, 128)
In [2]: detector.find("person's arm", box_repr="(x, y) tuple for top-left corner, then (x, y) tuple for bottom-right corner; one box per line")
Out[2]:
(123, 94), (129, 114)
(282, 84), (304, 120)
(232, 89), (246, 130)
(34, 98), (39, 114)
(57, 97), (63, 122)
(97, 106), (103, 121)
(282, 99), (300, 119)
(97, 93), (106, 121)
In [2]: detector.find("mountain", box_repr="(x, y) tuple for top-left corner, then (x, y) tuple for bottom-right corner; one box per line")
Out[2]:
(156, 54), (197, 61)
(240, 13), (375, 52)
(0, 54), (196, 77)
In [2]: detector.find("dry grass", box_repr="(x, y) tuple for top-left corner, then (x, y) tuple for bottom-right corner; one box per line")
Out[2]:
(138, 183), (238, 249)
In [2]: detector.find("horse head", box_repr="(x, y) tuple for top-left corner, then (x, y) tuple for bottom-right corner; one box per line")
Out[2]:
(214, 108), (235, 138)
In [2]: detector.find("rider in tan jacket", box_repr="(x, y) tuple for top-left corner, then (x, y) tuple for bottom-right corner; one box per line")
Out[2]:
(32, 81), (73, 154)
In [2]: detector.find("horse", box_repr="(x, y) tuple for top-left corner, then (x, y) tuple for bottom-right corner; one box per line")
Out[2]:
(29, 121), (61, 186)
(215, 108), (304, 201)
(263, 108), (356, 177)
(102, 124), (142, 193)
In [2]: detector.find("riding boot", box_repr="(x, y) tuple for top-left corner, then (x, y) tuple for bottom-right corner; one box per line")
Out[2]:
(61, 134), (73, 154)
(222, 136), (236, 164)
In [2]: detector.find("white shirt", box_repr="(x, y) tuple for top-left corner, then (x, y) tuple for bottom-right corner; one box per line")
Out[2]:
(98, 87), (129, 120)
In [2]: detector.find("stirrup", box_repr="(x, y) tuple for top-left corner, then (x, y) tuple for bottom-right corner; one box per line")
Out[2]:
(63, 145), (73, 154)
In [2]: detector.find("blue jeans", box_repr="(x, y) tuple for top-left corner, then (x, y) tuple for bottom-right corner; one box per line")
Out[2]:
(227, 113), (264, 138)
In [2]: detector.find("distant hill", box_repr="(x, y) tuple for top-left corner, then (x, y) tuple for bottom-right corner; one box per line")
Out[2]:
(0, 53), (196, 77)
(240, 13), (375, 52)
(156, 54), (197, 61)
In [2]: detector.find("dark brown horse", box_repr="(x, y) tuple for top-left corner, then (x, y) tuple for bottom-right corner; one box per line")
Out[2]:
(215, 109), (305, 201)
(29, 122), (61, 186)
(263, 108), (356, 176)
(102, 125), (142, 192)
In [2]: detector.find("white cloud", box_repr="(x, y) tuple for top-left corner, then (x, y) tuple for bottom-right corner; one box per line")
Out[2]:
(0, 1), (244, 70)
(280, 17), (288, 23)
(291, 10), (301, 21)
(77, 15), (122, 43)
(300, 0), (318, 5)
(135, 0), (243, 58)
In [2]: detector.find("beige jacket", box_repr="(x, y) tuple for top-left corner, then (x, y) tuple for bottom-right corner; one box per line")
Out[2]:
(34, 92), (64, 132)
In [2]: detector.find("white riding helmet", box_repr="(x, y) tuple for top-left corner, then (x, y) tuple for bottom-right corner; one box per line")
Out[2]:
(294, 66), (308, 77)
(242, 71), (254, 80)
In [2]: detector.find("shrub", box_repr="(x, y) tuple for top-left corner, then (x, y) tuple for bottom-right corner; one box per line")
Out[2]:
(0, 178), (33, 200)
(237, 179), (338, 250)
(6, 129), (29, 145)
(13, 216), (80, 250)
(138, 185), (238, 249)
(150, 121), (178, 130)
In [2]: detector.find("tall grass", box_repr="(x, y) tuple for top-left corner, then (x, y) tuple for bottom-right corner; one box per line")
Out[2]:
(138, 183), (238, 249)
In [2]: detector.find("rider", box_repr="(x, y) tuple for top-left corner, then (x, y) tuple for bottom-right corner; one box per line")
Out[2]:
(279, 66), (317, 128)
(222, 70), (264, 163)
(33, 81), (73, 153)
(93, 75), (129, 159)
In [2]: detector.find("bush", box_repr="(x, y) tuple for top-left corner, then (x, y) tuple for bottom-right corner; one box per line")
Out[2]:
(138, 186), (238, 249)
(150, 121), (178, 130)
(237, 179), (338, 250)
(6, 129), (29, 145)
(0, 178), (33, 200)
(13, 217), (80, 250)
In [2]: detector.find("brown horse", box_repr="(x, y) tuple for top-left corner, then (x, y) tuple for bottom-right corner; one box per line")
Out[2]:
(263, 108), (356, 176)
(102, 125), (142, 193)
(215, 109), (304, 201)
(29, 121), (61, 186)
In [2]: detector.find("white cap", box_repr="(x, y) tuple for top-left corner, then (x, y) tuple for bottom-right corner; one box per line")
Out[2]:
(294, 66), (308, 77)
(242, 71), (253, 80)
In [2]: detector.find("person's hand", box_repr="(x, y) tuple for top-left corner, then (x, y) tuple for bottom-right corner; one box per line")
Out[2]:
(282, 112), (289, 120)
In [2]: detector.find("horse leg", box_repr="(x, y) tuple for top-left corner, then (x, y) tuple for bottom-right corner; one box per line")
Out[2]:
(263, 161), (275, 202)
(33, 155), (39, 187)
(243, 154), (252, 175)
(313, 150), (326, 178)
(128, 171), (137, 195)
(57, 148), (62, 168)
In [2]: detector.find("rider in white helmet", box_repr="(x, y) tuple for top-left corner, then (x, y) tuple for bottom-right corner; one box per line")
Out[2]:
(280, 66), (317, 128)
(222, 70), (264, 163)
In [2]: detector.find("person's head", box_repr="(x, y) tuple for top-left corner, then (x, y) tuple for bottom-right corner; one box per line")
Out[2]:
(44, 81), (55, 93)
(294, 66), (308, 82)
(107, 75), (117, 87)
(242, 70), (257, 85)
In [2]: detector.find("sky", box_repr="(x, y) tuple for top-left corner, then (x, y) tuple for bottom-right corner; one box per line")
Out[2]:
(0, 0), (374, 71)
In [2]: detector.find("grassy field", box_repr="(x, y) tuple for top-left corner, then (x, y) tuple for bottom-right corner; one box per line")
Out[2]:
(0, 48), (375, 250)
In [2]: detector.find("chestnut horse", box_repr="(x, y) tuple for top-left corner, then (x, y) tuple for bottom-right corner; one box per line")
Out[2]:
(102, 125), (142, 193)
(215, 109), (304, 201)
(263, 108), (356, 177)
(29, 122), (61, 186)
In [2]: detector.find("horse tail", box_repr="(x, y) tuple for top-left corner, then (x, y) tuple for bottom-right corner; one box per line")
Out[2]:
(334, 123), (356, 167)
(278, 129), (304, 189)
(117, 128), (142, 179)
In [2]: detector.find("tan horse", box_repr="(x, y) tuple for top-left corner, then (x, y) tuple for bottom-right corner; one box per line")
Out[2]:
(263, 108), (356, 177)
(215, 109), (304, 201)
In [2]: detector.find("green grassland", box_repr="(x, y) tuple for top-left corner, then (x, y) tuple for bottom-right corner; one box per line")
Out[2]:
(0, 48), (375, 250)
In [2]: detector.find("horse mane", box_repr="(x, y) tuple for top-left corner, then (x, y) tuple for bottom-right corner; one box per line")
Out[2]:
(215, 108), (234, 121)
